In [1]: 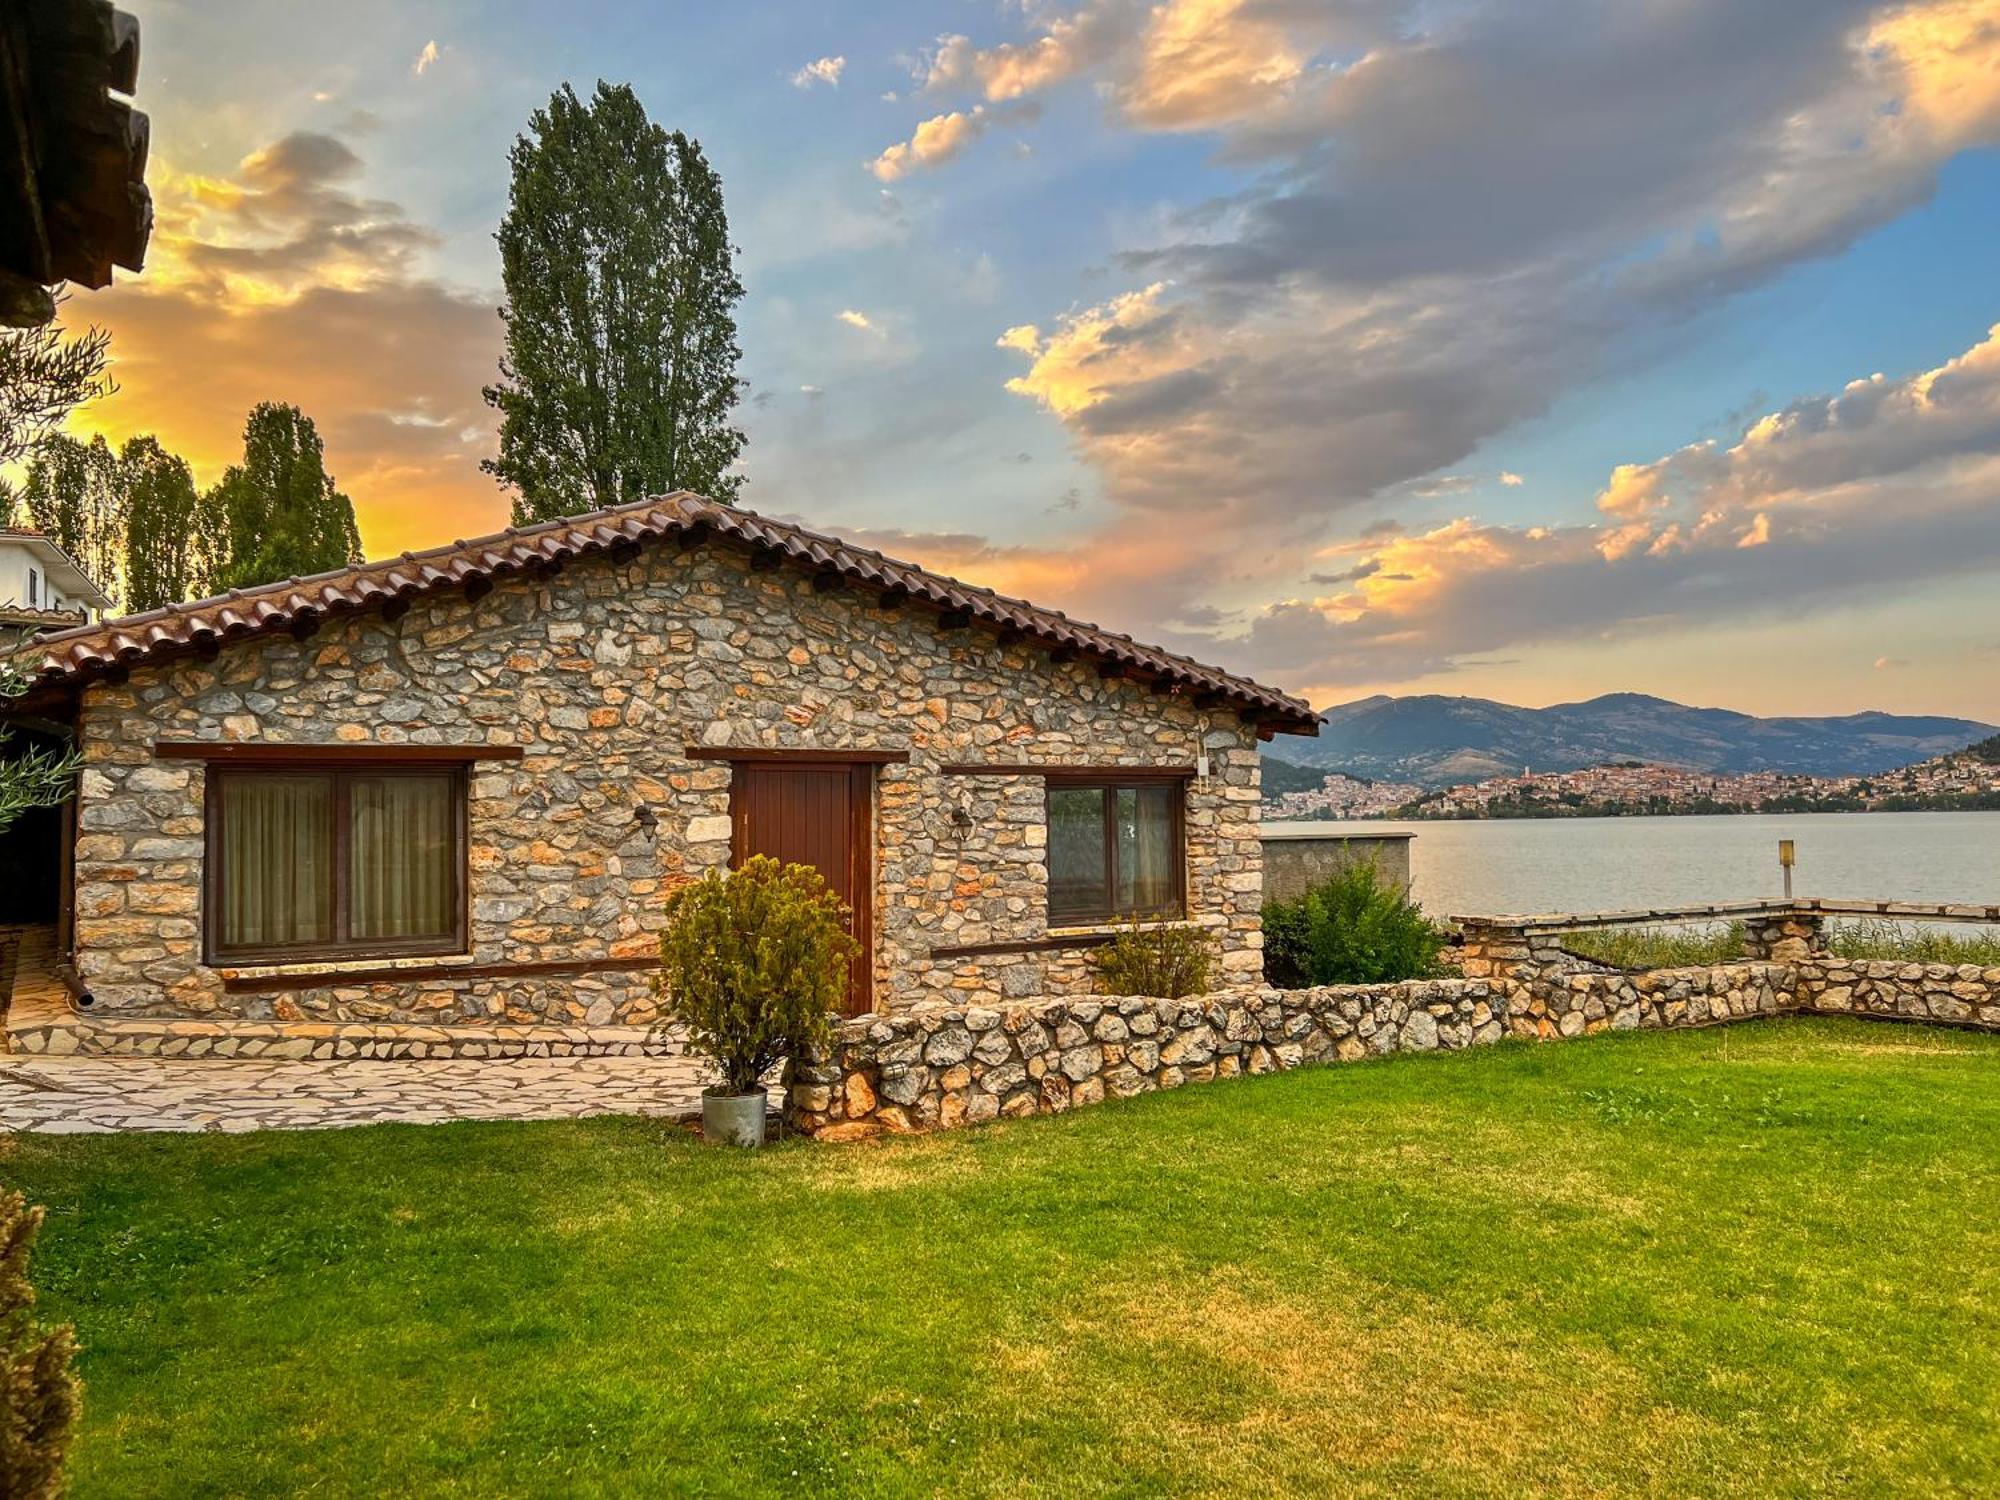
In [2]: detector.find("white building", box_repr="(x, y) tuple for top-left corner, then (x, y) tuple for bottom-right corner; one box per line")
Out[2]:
(0, 526), (112, 646)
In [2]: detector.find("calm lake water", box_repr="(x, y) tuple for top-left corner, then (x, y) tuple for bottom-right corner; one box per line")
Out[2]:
(1276, 811), (2000, 919)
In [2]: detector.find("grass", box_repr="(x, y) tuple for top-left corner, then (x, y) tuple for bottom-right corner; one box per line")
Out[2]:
(7, 1018), (2000, 1497)
(1565, 918), (2000, 970)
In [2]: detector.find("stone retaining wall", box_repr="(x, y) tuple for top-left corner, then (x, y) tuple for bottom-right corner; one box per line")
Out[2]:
(1797, 957), (2000, 1027)
(788, 951), (1991, 1138)
(788, 979), (1509, 1139)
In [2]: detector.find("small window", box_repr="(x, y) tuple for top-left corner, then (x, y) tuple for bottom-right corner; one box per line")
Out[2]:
(207, 766), (465, 961)
(1046, 778), (1185, 926)
(26, 568), (39, 607)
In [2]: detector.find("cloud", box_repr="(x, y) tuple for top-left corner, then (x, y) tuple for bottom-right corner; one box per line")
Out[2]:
(836, 308), (875, 332)
(870, 107), (994, 180)
(897, 0), (2000, 697)
(66, 132), (503, 556)
(792, 55), (845, 89)
(1500, 471), (1524, 487)
(1203, 324), (2000, 693)
(412, 40), (440, 77)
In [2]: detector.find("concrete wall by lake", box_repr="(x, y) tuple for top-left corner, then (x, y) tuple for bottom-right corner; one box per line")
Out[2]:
(1259, 829), (1413, 904)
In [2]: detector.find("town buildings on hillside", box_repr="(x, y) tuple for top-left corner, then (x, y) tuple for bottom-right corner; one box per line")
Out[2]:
(1266, 743), (2000, 820)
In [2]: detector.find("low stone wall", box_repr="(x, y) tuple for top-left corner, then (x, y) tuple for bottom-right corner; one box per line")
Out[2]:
(1522, 962), (1794, 1037)
(1797, 957), (2000, 1027)
(786, 949), (1999, 1138)
(788, 979), (1509, 1139)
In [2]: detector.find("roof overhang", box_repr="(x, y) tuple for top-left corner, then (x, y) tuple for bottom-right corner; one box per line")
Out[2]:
(16, 493), (1322, 737)
(3, 531), (112, 609)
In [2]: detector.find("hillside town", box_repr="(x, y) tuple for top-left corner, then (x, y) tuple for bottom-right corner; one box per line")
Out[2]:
(1265, 737), (2000, 820)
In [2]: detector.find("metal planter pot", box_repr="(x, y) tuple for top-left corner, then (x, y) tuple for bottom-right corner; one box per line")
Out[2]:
(702, 1088), (769, 1148)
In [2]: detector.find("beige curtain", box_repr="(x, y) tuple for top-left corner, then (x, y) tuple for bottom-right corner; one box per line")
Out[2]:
(350, 774), (454, 941)
(221, 774), (333, 949)
(1116, 785), (1177, 915)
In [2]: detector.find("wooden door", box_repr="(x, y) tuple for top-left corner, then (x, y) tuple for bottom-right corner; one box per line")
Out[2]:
(730, 762), (873, 1014)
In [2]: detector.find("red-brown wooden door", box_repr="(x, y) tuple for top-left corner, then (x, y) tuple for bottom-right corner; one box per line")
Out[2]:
(729, 762), (873, 1014)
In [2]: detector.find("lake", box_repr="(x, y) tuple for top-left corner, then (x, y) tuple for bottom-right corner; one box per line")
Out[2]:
(1275, 811), (2000, 918)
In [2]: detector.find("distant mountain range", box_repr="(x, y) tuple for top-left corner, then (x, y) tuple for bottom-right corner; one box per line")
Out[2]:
(1273, 693), (1999, 789)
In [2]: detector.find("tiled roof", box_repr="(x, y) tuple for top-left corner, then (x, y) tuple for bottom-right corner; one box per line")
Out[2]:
(0, 605), (88, 631)
(16, 493), (1319, 735)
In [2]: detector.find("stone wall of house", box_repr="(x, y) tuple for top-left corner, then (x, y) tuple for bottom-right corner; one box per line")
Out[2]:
(70, 542), (1265, 1024)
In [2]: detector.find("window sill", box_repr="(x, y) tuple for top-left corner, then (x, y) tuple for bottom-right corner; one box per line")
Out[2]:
(214, 952), (475, 982)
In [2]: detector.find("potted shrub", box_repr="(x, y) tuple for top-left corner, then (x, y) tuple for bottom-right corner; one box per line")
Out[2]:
(655, 855), (858, 1147)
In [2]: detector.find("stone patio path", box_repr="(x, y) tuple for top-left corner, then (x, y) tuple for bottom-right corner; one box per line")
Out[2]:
(0, 1053), (730, 1134)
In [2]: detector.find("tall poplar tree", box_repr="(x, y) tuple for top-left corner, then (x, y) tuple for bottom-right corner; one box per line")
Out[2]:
(18, 433), (124, 610)
(207, 403), (363, 590)
(483, 81), (746, 523)
(119, 435), (204, 610)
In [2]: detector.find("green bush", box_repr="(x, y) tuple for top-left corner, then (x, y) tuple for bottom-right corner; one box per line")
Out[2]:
(1091, 919), (1214, 998)
(655, 856), (858, 1094)
(1, 1191), (79, 1500)
(1262, 862), (1449, 988)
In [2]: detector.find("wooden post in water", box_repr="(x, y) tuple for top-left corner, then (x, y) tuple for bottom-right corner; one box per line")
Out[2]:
(1778, 838), (1795, 901)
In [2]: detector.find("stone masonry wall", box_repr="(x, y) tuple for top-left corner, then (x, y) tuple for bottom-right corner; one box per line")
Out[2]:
(788, 959), (1807, 1137)
(1797, 957), (2000, 1027)
(71, 542), (1264, 1025)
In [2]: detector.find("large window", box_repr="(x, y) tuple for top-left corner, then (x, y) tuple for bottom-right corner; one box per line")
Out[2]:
(206, 765), (466, 962)
(1046, 777), (1185, 926)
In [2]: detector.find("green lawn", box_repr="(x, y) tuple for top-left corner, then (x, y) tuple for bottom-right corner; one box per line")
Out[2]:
(8, 1018), (2000, 1497)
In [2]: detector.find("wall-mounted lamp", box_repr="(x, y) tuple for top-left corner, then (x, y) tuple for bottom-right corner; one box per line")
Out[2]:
(632, 804), (659, 841)
(948, 803), (975, 838)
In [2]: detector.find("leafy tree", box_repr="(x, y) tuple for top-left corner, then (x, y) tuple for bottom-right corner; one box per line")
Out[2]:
(18, 433), (124, 611)
(0, 300), (113, 472)
(0, 1190), (80, 1500)
(119, 435), (205, 610)
(208, 403), (362, 590)
(484, 81), (746, 523)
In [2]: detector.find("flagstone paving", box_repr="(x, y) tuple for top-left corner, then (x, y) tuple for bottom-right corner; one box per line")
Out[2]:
(0, 1053), (737, 1134)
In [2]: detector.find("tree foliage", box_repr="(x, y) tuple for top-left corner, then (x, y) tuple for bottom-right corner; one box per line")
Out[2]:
(0, 1190), (80, 1500)
(18, 433), (124, 611)
(0, 663), (80, 837)
(484, 81), (747, 523)
(1262, 862), (1450, 988)
(0, 302), (113, 472)
(207, 403), (362, 591)
(654, 856), (855, 1094)
(119, 435), (206, 611)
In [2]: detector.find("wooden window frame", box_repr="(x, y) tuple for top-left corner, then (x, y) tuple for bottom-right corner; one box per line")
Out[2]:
(203, 762), (470, 965)
(1044, 777), (1187, 928)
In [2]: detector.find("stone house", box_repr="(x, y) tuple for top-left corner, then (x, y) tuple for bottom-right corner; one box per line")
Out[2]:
(6, 493), (1315, 1035)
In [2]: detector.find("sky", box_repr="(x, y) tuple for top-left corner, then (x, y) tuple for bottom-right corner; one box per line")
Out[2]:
(54, 0), (2000, 720)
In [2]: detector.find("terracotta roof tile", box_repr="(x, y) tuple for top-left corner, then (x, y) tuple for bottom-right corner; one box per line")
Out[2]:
(17, 493), (1318, 736)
